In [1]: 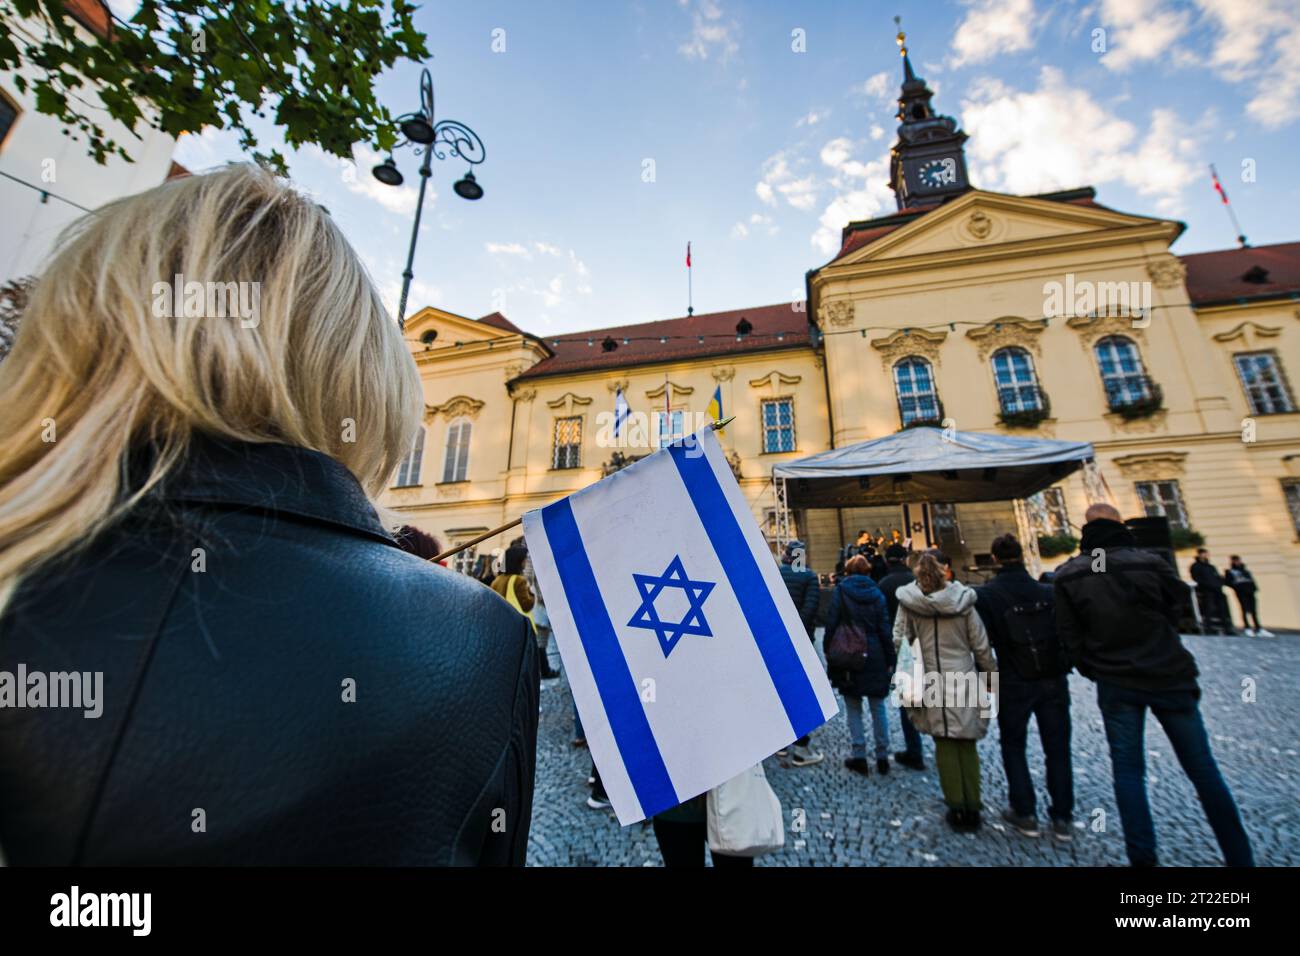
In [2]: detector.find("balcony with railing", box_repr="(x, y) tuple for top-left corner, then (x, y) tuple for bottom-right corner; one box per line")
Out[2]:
(1104, 374), (1163, 419)
(996, 384), (1051, 428)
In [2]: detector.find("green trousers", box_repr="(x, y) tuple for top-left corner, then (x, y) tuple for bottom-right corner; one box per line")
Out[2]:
(933, 738), (982, 812)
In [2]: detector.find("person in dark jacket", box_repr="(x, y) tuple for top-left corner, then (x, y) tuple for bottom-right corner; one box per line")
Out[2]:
(0, 166), (539, 865)
(877, 544), (926, 770)
(823, 555), (895, 776)
(974, 534), (1074, 841)
(1190, 548), (1234, 635)
(1054, 504), (1253, 867)
(779, 540), (825, 767)
(1224, 556), (1269, 636)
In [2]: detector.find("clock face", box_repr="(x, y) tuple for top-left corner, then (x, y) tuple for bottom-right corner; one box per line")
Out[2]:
(917, 157), (958, 190)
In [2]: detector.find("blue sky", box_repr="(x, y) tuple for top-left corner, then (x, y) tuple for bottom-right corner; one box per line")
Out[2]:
(175, 0), (1300, 336)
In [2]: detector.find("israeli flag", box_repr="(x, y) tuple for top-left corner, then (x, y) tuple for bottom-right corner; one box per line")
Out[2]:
(613, 386), (630, 438)
(524, 426), (837, 825)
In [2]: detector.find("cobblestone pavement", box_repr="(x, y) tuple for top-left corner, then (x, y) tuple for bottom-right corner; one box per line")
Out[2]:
(526, 633), (1299, 866)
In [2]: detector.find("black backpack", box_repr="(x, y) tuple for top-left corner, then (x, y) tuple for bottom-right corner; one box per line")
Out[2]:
(1000, 600), (1069, 679)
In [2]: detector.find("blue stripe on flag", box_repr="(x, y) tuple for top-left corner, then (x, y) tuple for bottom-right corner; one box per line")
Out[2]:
(541, 498), (679, 818)
(668, 442), (825, 739)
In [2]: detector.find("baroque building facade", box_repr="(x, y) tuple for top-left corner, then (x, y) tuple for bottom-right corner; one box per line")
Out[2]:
(381, 47), (1300, 629)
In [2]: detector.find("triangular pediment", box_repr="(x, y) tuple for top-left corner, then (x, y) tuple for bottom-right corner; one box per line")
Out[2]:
(830, 190), (1179, 269)
(404, 306), (518, 346)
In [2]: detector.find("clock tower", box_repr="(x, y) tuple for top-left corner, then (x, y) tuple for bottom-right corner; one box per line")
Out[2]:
(888, 27), (971, 210)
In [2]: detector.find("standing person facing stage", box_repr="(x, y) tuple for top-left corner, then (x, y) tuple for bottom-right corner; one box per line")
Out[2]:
(974, 534), (1074, 842)
(779, 539), (826, 767)
(878, 543), (926, 771)
(893, 550), (997, 832)
(1054, 504), (1254, 867)
(1224, 556), (1269, 637)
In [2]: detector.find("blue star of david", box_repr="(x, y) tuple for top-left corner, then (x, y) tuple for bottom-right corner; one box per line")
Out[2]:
(626, 555), (717, 659)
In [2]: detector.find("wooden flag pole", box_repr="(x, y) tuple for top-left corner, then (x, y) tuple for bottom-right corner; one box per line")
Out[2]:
(427, 416), (736, 564)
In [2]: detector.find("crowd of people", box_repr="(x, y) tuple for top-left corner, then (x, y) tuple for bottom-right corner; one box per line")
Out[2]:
(773, 506), (1255, 866)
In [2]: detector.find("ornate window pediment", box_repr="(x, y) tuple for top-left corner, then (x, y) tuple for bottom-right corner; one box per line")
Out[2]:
(546, 392), (594, 414)
(1113, 452), (1187, 481)
(427, 395), (485, 421)
(1212, 321), (1283, 345)
(870, 328), (948, 370)
(965, 317), (1046, 361)
(748, 370), (803, 389)
(1066, 313), (1148, 349)
(645, 381), (694, 400)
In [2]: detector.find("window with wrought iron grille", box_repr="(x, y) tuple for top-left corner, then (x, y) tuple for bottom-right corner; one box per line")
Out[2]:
(1094, 336), (1151, 408)
(393, 426), (424, 487)
(1135, 479), (1189, 530)
(553, 416), (582, 469)
(893, 357), (941, 425)
(761, 398), (796, 453)
(1234, 351), (1296, 415)
(1284, 480), (1300, 538)
(991, 347), (1043, 412)
(656, 409), (685, 448)
(441, 418), (472, 482)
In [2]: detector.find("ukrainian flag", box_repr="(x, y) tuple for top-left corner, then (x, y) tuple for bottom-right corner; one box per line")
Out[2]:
(707, 385), (723, 433)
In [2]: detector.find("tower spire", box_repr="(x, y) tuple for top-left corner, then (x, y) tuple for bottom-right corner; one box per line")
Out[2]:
(895, 16), (916, 83)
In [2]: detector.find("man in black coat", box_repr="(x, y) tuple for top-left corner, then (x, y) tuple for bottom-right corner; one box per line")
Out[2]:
(877, 544), (925, 770)
(1190, 548), (1234, 635)
(974, 534), (1073, 841)
(1053, 503), (1252, 867)
(0, 436), (539, 865)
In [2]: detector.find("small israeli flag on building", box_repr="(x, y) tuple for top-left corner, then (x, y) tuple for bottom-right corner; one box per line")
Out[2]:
(524, 425), (837, 825)
(613, 386), (630, 438)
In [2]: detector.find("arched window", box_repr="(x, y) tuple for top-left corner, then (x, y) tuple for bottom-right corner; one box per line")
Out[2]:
(893, 357), (941, 426)
(394, 426), (425, 487)
(1093, 336), (1152, 410)
(991, 347), (1043, 413)
(442, 418), (471, 483)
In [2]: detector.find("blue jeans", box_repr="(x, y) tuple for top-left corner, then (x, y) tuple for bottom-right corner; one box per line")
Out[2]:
(998, 675), (1074, 821)
(845, 695), (889, 760)
(1097, 680), (1253, 867)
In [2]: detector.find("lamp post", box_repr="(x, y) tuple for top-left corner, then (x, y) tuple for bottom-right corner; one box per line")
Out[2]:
(373, 67), (486, 329)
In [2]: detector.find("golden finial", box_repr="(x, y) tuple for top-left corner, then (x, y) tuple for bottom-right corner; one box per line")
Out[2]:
(895, 15), (907, 56)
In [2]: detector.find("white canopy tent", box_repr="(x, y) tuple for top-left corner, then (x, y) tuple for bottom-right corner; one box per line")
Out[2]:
(769, 427), (1101, 575)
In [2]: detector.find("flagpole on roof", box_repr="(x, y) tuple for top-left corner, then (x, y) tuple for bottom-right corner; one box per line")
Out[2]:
(428, 417), (737, 563)
(686, 241), (694, 316)
(1209, 164), (1249, 249)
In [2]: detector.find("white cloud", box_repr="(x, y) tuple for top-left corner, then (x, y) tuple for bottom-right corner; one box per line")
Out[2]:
(678, 0), (739, 61)
(1096, 0), (1192, 72)
(811, 138), (894, 255)
(485, 241), (530, 257)
(949, 0), (1038, 67)
(962, 67), (1201, 213)
(870, 124), (886, 141)
(1196, 0), (1300, 128)
(731, 221), (750, 239)
(755, 152), (819, 211)
(855, 71), (892, 101)
(534, 242), (562, 256)
(796, 109), (829, 127)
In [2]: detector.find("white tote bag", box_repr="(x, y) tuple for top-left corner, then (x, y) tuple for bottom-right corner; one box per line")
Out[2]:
(891, 637), (925, 709)
(706, 762), (785, 858)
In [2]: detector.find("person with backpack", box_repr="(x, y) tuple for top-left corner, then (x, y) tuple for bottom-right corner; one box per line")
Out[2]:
(974, 534), (1074, 841)
(823, 555), (895, 777)
(779, 540), (825, 767)
(894, 550), (997, 832)
(1054, 504), (1253, 867)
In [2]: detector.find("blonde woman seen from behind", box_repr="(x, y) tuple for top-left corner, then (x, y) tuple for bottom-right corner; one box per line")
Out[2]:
(893, 549), (997, 832)
(0, 165), (539, 865)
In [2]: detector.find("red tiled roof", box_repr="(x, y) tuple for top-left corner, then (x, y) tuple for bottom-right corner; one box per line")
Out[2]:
(513, 302), (812, 380)
(64, 0), (112, 39)
(1180, 242), (1300, 306)
(477, 311), (525, 334)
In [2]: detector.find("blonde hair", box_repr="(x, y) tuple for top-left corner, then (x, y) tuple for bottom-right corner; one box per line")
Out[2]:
(0, 165), (422, 612)
(914, 549), (951, 594)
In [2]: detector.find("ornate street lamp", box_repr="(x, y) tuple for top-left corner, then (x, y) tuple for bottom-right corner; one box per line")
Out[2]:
(372, 67), (486, 328)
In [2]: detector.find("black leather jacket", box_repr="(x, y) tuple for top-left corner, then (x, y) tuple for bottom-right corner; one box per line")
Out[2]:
(0, 436), (539, 865)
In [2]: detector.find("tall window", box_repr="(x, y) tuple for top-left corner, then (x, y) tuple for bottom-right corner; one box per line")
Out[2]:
(393, 426), (425, 487)
(1284, 480), (1300, 537)
(553, 416), (582, 469)
(1029, 487), (1070, 536)
(1234, 352), (1295, 415)
(894, 357), (940, 426)
(761, 398), (796, 453)
(442, 418), (471, 483)
(1135, 480), (1189, 530)
(1094, 336), (1152, 409)
(452, 544), (478, 576)
(656, 409), (685, 448)
(991, 347), (1043, 412)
